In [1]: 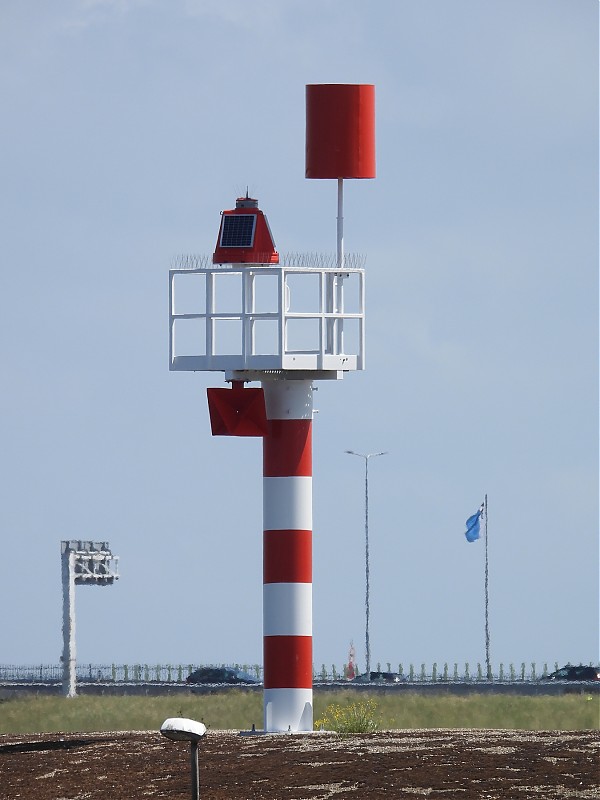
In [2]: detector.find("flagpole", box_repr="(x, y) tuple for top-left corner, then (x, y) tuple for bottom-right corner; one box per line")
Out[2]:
(484, 494), (491, 680)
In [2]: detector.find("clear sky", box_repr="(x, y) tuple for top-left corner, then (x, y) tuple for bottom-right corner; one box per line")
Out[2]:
(1, 0), (598, 674)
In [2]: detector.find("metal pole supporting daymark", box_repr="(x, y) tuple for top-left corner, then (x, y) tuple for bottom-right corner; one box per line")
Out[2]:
(337, 177), (344, 268)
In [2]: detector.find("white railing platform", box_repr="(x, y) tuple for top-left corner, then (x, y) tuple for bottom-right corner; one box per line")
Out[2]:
(169, 257), (365, 377)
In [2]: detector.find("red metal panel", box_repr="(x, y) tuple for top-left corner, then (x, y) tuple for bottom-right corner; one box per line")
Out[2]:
(207, 386), (268, 436)
(306, 84), (376, 179)
(264, 529), (312, 584)
(263, 635), (313, 689)
(263, 419), (312, 477)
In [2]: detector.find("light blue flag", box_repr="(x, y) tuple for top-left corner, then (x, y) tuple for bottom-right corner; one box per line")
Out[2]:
(465, 508), (482, 542)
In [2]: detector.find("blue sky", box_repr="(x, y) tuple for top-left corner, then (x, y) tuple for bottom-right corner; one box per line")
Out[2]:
(1, 0), (597, 673)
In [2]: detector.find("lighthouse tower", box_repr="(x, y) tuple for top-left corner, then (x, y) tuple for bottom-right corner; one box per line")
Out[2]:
(169, 84), (375, 732)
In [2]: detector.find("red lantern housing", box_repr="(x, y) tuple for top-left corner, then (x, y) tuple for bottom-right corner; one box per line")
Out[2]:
(213, 195), (279, 265)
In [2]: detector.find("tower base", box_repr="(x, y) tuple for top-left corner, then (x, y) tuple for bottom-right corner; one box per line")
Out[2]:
(264, 688), (313, 732)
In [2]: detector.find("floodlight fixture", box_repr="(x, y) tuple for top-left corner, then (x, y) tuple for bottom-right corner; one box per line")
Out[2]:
(61, 540), (119, 697)
(161, 718), (207, 800)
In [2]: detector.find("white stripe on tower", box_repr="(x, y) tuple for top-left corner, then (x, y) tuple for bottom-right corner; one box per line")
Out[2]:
(262, 378), (313, 732)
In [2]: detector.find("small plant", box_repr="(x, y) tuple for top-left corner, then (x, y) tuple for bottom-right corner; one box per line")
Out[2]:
(315, 699), (380, 733)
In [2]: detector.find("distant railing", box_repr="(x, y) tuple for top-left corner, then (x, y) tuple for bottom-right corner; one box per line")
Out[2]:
(0, 661), (582, 684)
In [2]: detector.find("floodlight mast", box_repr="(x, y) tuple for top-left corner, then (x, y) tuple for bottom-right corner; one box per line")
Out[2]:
(169, 84), (375, 733)
(60, 540), (119, 697)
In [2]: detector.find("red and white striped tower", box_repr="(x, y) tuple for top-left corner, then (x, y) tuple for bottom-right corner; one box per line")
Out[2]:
(169, 83), (374, 734)
(262, 379), (313, 731)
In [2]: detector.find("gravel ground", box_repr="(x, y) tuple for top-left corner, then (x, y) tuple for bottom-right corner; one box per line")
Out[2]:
(0, 728), (598, 799)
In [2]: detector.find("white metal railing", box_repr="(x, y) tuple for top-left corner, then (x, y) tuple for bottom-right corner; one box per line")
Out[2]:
(169, 257), (365, 375)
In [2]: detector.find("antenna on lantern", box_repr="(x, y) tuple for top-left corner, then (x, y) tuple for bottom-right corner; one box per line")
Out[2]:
(305, 84), (376, 266)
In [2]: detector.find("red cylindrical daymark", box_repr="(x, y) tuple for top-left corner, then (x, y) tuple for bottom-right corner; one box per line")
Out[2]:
(306, 84), (376, 179)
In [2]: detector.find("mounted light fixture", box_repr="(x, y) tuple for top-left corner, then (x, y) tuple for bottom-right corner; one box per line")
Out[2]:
(161, 717), (207, 800)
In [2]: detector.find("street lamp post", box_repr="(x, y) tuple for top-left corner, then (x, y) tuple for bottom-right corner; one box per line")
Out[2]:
(345, 450), (387, 680)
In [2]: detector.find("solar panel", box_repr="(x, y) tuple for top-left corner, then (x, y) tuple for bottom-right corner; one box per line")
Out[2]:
(220, 214), (256, 248)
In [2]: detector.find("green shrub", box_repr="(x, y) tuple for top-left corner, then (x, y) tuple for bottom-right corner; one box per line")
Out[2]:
(315, 699), (379, 733)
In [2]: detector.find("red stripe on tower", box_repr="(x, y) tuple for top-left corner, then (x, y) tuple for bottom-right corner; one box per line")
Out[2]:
(263, 636), (313, 688)
(263, 419), (312, 476)
(262, 379), (313, 732)
(263, 530), (312, 583)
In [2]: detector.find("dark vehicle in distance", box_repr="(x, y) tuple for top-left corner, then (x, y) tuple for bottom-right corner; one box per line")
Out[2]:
(351, 671), (406, 684)
(186, 667), (259, 685)
(545, 664), (600, 682)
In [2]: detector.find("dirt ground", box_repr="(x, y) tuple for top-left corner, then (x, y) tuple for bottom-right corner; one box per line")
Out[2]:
(0, 728), (598, 799)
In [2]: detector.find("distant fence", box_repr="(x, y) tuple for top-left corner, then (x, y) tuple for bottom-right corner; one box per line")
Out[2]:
(0, 661), (581, 684)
